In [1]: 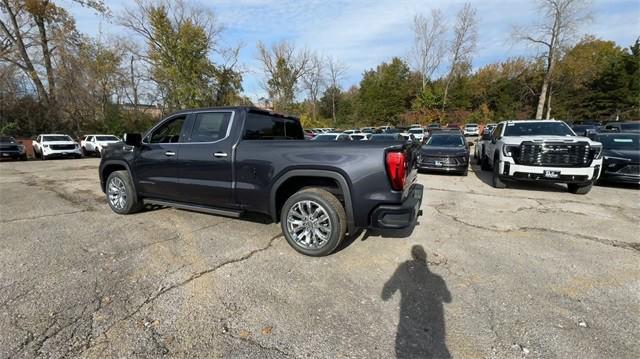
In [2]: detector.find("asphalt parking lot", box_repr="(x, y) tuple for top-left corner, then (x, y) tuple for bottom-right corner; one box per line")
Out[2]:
(1, 158), (638, 358)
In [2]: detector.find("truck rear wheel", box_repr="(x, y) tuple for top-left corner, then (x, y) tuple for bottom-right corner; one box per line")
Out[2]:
(567, 182), (593, 195)
(106, 170), (143, 214)
(280, 187), (346, 257)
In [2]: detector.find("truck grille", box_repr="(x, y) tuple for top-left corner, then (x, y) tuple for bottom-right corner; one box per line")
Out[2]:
(514, 142), (592, 167)
(0, 145), (19, 151)
(50, 144), (76, 150)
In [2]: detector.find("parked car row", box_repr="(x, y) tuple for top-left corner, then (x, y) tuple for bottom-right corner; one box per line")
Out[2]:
(0, 133), (121, 161)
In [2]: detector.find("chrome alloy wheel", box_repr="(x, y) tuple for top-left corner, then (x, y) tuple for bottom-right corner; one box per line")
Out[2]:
(108, 177), (127, 210)
(286, 200), (332, 249)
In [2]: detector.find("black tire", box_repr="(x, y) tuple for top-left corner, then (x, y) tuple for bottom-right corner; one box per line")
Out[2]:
(82, 147), (88, 156)
(461, 168), (468, 176)
(567, 182), (593, 195)
(41, 153), (47, 160)
(492, 158), (506, 188)
(475, 152), (481, 165)
(105, 170), (143, 214)
(20, 154), (27, 161)
(280, 187), (347, 257)
(481, 155), (491, 171)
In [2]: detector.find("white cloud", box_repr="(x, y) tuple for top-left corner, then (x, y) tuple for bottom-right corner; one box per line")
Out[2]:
(67, 0), (640, 101)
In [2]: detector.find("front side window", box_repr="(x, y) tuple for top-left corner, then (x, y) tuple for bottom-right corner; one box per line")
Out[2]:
(190, 112), (232, 142)
(148, 116), (187, 143)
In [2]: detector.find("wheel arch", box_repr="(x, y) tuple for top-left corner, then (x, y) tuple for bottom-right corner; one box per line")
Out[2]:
(100, 160), (135, 193)
(270, 169), (354, 233)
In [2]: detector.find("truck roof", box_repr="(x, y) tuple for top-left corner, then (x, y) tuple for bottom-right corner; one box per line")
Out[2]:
(501, 119), (564, 124)
(167, 106), (300, 121)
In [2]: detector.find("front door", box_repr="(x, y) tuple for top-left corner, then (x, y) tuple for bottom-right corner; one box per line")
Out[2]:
(178, 111), (236, 208)
(135, 115), (189, 200)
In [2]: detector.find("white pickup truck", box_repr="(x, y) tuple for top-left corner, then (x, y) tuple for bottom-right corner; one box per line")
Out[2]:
(480, 120), (603, 194)
(32, 134), (82, 160)
(80, 134), (121, 156)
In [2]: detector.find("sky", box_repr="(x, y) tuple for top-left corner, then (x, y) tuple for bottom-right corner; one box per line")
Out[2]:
(66, 0), (640, 102)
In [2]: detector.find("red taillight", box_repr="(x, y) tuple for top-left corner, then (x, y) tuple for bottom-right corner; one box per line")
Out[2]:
(386, 151), (406, 191)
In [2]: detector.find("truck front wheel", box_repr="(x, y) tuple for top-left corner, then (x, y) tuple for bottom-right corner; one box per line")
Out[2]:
(492, 158), (506, 188)
(281, 188), (347, 257)
(567, 182), (593, 195)
(106, 170), (143, 214)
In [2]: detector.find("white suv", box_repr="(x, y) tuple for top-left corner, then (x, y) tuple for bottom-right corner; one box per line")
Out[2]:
(481, 120), (603, 194)
(81, 134), (121, 156)
(463, 123), (480, 136)
(32, 134), (82, 160)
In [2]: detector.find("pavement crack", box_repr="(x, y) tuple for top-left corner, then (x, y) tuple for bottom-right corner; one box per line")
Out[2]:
(433, 204), (640, 253)
(100, 233), (283, 339)
(0, 209), (90, 224)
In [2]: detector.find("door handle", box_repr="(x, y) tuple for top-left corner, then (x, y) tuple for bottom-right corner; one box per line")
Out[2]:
(165, 151), (176, 157)
(213, 152), (228, 158)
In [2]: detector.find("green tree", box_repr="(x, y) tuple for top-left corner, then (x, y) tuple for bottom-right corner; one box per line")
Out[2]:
(357, 57), (411, 125)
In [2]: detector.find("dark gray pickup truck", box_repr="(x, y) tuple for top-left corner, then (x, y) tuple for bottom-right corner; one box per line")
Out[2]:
(99, 107), (423, 256)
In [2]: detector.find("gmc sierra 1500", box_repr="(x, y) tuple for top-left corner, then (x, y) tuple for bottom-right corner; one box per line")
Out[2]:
(99, 107), (423, 256)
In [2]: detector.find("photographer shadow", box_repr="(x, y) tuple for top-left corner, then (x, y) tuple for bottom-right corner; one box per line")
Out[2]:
(382, 245), (452, 358)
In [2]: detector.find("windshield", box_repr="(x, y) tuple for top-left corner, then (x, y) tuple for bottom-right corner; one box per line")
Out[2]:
(503, 122), (575, 137)
(96, 136), (120, 141)
(621, 123), (640, 131)
(0, 136), (16, 143)
(425, 135), (465, 147)
(465, 124), (478, 128)
(597, 134), (640, 150)
(408, 129), (423, 134)
(350, 135), (366, 140)
(313, 134), (336, 141)
(43, 135), (73, 142)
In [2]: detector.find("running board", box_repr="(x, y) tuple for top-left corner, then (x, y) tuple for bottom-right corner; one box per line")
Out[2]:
(144, 199), (242, 218)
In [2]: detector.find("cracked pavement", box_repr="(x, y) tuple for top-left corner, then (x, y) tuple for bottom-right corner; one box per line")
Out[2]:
(0, 158), (639, 358)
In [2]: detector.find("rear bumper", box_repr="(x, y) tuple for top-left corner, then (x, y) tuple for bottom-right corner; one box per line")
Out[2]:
(369, 184), (423, 229)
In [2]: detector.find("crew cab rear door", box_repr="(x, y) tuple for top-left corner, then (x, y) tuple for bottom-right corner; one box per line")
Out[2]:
(177, 110), (236, 208)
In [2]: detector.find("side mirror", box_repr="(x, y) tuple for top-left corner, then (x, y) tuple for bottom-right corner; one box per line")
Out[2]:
(482, 133), (492, 141)
(123, 133), (142, 147)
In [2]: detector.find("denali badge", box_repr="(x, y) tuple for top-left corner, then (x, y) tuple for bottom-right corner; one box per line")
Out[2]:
(543, 170), (560, 178)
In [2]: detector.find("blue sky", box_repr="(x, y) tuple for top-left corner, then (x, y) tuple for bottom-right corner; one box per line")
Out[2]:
(67, 0), (640, 102)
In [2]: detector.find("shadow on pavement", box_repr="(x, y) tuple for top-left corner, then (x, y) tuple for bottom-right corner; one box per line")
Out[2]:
(382, 245), (452, 358)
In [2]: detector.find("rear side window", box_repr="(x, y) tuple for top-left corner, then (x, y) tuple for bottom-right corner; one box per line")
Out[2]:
(189, 112), (232, 142)
(243, 112), (303, 140)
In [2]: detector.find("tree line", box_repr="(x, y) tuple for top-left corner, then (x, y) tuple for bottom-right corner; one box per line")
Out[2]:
(1, 0), (638, 137)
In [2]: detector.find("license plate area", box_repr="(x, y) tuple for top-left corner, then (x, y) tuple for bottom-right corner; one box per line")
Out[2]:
(434, 160), (443, 167)
(543, 170), (560, 178)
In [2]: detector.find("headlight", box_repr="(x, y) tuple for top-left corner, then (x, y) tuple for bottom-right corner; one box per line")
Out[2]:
(18, 144), (25, 153)
(502, 145), (517, 157)
(75, 144), (79, 149)
(43, 144), (49, 148)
